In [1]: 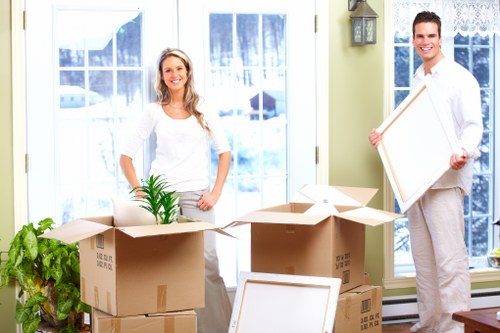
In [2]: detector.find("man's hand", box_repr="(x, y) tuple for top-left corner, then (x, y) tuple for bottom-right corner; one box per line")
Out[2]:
(450, 148), (468, 170)
(368, 128), (382, 148)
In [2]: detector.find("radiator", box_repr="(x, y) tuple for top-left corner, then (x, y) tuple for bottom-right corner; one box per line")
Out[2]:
(382, 288), (500, 322)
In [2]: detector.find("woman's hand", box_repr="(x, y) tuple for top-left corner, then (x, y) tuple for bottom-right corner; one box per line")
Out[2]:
(198, 191), (220, 210)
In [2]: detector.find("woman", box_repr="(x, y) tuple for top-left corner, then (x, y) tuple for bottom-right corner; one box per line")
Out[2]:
(120, 48), (232, 333)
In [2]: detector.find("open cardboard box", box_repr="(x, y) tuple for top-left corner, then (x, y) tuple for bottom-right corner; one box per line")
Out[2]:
(41, 216), (233, 317)
(226, 184), (401, 293)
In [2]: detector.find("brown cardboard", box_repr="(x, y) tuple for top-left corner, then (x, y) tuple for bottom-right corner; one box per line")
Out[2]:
(41, 217), (233, 316)
(334, 285), (382, 333)
(92, 308), (197, 333)
(227, 185), (400, 293)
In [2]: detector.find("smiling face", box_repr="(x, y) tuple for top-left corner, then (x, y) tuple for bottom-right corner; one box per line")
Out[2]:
(413, 21), (444, 72)
(161, 55), (188, 94)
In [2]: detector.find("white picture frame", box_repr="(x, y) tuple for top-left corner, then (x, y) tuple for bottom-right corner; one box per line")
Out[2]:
(228, 271), (341, 333)
(377, 76), (460, 213)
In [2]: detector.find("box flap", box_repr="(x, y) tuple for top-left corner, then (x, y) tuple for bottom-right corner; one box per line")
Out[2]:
(226, 210), (331, 228)
(39, 219), (113, 243)
(348, 285), (379, 294)
(335, 207), (402, 226)
(303, 203), (339, 216)
(148, 310), (196, 318)
(292, 184), (378, 207)
(118, 221), (235, 238)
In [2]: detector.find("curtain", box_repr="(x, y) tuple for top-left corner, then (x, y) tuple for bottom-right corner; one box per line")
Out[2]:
(394, 0), (500, 37)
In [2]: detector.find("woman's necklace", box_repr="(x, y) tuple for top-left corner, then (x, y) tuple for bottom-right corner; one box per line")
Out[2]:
(168, 103), (183, 109)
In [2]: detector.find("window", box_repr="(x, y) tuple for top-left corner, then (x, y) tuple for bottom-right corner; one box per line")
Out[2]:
(387, 0), (500, 284)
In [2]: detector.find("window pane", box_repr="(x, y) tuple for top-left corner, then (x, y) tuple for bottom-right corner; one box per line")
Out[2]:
(473, 47), (490, 87)
(394, 31), (410, 43)
(236, 14), (259, 67)
(118, 70), (143, 106)
(263, 122), (286, 175)
(454, 33), (469, 45)
(394, 90), (409, 108)
(59, 49), (85, 67)
(454, 47), (470, 70)
(89, 43), (113, 66)
(117, 13), (142, 67)
(262, 14), (286, 67)
(471, 216), (489, 256)
(90, 70), (113, 99)
(210, 14), (233, 67)
(394, 46), (410, 87)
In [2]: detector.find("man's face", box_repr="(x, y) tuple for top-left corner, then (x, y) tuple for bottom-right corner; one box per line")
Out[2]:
(412, 21), (442, 63)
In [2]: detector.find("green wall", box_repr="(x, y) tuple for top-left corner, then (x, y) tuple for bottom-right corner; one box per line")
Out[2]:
(328, 0), (390, 288)
(0, 0), (17, 331)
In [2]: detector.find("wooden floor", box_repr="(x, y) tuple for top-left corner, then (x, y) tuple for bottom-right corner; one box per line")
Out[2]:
(382, 321), (415, 333)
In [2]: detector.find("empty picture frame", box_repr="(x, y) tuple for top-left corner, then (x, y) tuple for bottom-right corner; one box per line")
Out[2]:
(228, 271), (341, 333)
(377, 75), (460, 213)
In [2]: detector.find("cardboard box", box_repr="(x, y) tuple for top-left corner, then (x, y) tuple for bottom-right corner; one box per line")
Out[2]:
(92, 308), (197, 333)
(227, 185), (400, 293)
(41, 216), (233, 316)
(334, 285), (382, 333)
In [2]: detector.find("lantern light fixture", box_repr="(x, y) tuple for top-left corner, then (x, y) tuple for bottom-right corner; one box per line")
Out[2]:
(349, 0), (379, 45)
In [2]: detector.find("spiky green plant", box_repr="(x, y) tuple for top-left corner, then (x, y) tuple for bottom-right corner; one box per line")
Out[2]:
(131, 174), (181, 224)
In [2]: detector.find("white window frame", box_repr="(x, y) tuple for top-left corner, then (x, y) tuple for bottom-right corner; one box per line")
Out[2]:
(382, 0), (500, 289)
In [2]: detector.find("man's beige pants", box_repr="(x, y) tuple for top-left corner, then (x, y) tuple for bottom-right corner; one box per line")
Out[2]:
(407, 187), (470, 333)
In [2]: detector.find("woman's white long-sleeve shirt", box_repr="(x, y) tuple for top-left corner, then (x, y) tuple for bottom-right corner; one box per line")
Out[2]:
(122, 103), (230, 192)
(413, 57), (483, 194)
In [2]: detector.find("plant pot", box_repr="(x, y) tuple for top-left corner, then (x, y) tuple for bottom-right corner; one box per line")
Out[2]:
(40, 280), (86, 330)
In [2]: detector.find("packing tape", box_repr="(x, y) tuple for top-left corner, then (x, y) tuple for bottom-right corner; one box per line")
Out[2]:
(157, 285), (168, 312)
(164, 316), (175, 332)
(107, 291), (112, 315)
(111, 317), (121, 333)
(371, 288), (379, 311)
(344, 296), (352, 320)
(94, 286), (99, 309)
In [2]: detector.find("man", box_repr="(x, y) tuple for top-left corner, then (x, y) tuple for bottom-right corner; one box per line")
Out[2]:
(369, 11), (483, 333)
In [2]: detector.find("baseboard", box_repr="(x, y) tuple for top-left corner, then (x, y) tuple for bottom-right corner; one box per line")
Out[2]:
(382, 287), (500, 321)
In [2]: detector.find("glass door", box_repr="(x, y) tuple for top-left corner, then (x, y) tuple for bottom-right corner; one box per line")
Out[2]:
(179, 0), (317, 285)
(25, 0), (175, 224)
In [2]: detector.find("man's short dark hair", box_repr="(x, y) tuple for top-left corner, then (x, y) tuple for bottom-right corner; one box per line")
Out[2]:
(412, 11), (442, 37)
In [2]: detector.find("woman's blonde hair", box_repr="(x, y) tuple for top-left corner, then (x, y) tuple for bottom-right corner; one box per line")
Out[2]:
(154, 48), (209, 132)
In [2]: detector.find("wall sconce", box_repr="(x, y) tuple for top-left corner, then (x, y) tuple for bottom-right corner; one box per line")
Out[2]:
(349, 0), (379, 45)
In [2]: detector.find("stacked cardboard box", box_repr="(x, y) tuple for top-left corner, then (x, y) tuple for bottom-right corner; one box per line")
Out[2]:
(92, 308), (197, 333)
(228, 184), (400, 332)
(334, 285), (383, 333)
(41, 217), (232, 332)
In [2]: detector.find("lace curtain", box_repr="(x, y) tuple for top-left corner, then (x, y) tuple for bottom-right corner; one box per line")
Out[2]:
(394, 0), (500, 37)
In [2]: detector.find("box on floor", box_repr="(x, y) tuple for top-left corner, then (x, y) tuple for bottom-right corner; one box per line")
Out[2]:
(227, 184), (401, 293)
(334, 285), (382, 333)
(92, 308), (197, 333)
(41, 216), (232, 316)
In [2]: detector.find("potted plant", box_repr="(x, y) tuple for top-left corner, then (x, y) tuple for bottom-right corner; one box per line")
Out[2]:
(0, 217), (90, 333)
(132, 174), (193, 224)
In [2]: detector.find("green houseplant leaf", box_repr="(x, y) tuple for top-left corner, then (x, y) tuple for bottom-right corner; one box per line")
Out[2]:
(0, 218), (90, 333)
